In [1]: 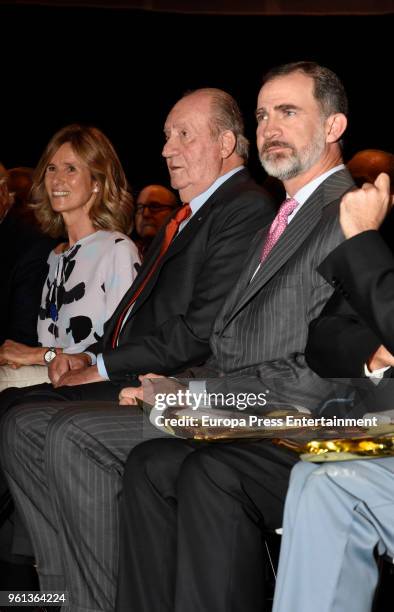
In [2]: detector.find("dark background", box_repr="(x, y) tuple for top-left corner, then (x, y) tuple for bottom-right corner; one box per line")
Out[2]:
(1, 4), (391, 193)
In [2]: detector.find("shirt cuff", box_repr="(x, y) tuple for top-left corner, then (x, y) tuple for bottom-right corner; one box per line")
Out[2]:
(97, 354), (110, 380)
(188, 380), (210, 409)
(84, 351), (97, 366)
(364, 362), (391, 385)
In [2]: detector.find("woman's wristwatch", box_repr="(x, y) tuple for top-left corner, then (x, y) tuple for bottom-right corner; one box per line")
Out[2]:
(43, 347), (58, 363)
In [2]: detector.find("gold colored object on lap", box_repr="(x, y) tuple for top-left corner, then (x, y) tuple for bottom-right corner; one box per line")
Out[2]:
(305, 436), (394, 455)
(301, 435), (394, 462)
(274, 432), (394, 462)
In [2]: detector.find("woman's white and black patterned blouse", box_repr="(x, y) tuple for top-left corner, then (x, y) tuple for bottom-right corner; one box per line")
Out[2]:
(37, 230), (140, 353)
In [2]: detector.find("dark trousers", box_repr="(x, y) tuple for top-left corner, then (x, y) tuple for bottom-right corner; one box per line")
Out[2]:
(116, 437), (298, 612)
(0, 380), (125, 414)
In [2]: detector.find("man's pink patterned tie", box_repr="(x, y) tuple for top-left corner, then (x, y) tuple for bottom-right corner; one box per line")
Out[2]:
(260, 197), (298, 262)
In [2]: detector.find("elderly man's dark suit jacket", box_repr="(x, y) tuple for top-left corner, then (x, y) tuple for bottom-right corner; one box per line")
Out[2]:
(193, 168), (355, 412)
(94, 169), (275, 384)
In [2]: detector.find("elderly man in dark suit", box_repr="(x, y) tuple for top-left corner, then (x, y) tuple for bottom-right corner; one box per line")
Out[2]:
(0, 88), (274, 609)
(114, 61), (356, 612)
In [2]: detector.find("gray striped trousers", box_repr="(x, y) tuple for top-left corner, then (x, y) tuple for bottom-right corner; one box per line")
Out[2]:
(0, 401), (166, 612)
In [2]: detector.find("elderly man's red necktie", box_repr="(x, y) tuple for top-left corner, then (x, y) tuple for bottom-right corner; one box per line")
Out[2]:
(111, 203), (192, 347)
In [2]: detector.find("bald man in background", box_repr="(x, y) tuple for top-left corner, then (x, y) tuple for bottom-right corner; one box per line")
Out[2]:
(347, 149), (394, 250)
(347, 149), (394, 187)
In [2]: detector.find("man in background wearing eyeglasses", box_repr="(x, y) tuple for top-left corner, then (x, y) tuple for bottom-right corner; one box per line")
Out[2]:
(133, 184), (179, 259)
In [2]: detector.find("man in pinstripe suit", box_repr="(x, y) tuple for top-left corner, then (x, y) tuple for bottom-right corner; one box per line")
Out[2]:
(115, 62), (357, 612)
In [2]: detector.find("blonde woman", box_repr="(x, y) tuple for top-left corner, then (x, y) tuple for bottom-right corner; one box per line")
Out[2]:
(0, 124), (140, 389)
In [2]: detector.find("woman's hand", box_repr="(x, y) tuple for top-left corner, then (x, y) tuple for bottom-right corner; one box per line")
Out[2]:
(49, 352), (91, 385)
(54, 364), (104, 388)
(0, 339), (44, 367)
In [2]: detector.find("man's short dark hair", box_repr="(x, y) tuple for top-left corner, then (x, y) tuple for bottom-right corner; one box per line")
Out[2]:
(262, 61), (348, 118)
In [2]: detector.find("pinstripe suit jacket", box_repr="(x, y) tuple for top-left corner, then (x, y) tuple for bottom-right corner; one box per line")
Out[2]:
(203, 168), (355, 411)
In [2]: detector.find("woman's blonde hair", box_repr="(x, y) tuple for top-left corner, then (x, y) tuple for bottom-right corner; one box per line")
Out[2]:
(31, 124), (134, 237)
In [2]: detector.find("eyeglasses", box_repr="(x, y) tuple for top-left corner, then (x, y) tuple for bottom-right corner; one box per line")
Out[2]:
(135, 203), (177, 215)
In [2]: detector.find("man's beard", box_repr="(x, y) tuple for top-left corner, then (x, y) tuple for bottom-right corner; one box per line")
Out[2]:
(259, 129), (326, 180)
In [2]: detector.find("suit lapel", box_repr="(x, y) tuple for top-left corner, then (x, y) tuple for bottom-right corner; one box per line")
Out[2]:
(130, 168), (252, 316)
(160, 168), (253, 264)
(220, 168), (354, 326)
(213, 226), (268, 326)
(114, 196), (212, 313)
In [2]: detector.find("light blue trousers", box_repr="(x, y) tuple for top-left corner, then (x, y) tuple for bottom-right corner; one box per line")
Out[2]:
(272, 457), (394, 612)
